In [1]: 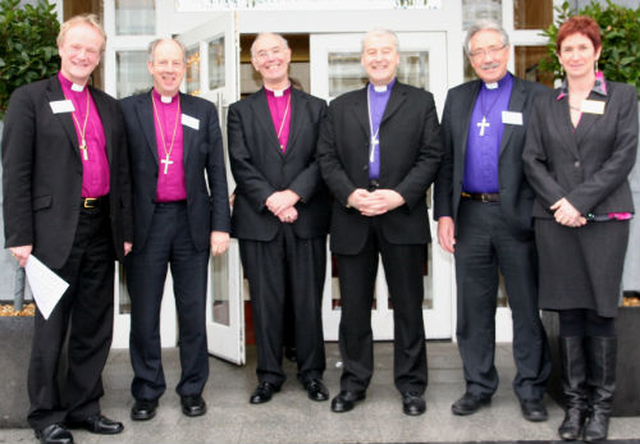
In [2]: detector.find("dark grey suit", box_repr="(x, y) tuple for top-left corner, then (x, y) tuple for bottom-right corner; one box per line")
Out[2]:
(434, 75), (551, 401)
(120, 91), (230, 401)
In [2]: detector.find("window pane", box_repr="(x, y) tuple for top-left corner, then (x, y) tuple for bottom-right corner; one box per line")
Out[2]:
(462, 0), (502, 29)
(515, 45), (554, 88)
(208, 36), (226, 90)
(116, 0), (155, 35)
(186, 47), (201, 96)
(514, 0), (553, 30)
(211, 251), (230, 326)
(116, 51), (153, 99)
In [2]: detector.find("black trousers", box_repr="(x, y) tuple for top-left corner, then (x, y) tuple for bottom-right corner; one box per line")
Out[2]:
(239, 226), (326, 387)
(454, 200), (551, 401)
(126, 202), (209, 401)
(336, 220), (428, 395)
(27, 205), (115, 430)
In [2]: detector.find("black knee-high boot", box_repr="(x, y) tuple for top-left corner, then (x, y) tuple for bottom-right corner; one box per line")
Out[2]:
(584, 336), (617, 442)
(558, 337), (589, 441)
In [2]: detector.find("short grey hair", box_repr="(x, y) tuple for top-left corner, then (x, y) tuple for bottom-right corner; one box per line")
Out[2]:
(464, 19), (510, 55)
(361, 28), (399, 54)
(148, 38), (187, 65)
(250, 33), (290, 58)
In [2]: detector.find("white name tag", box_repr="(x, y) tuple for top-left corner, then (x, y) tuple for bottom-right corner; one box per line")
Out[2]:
(581, 100), (605, 115)
(49, 100), (75, 114)
(181, 114), (200, 130)
(502, 111), (523, 126)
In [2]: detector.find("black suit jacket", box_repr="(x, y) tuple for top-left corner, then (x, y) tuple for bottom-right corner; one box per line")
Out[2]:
(318, 81), (444, 255)
(434, 75), (548, 234)
(2, 76), (133, 269)
(227, 87), (330, 241)
(120, 91), (231, 252)
(523, 80), (637, 219)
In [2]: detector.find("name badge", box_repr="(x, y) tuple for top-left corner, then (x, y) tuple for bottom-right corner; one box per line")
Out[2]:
(181, 114), (200, 130)
(502, 111), (523, 126)
(581, 100), (605, 115)
(49, 100), (75, 114)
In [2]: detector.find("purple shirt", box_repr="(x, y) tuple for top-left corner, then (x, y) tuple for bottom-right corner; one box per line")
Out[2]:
(265, 86), (292, 152)
(368, 79), (396, 180)
(463, 73), (513, 194)
(58, 72), (109, 198)
(152, 89), (187, 202)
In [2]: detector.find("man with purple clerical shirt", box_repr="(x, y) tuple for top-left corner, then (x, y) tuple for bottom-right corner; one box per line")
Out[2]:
(434, 19), (551, 422)
(3, 14), (132, 444)
(120, 38), (231, 421)
(227, 33), (331, 405)
(318, 29), (444, 416)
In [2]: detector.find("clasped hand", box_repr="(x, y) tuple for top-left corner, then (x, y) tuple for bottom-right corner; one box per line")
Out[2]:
(551, 198), (587, 228)
(266, 190), (300, 223)
(347, 188), (405, 217)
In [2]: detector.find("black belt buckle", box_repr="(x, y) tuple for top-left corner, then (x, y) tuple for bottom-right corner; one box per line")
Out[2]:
(480, 193), (491, 203)
(83, 197), (99, 209)
(368, 179), (380, 191)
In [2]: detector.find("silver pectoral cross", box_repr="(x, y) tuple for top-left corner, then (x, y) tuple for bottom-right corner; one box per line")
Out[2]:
(79, 139), (89, 161)
(161, 153), (174, 174)
(370, 136), (379, 163)
(477, 116), (490, 137)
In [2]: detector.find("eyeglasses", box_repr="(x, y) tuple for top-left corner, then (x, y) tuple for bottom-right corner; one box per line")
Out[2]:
(469, 44), (507, 60)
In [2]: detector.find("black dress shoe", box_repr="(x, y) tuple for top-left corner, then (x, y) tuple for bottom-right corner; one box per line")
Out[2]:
(402, 392), (426, 416)
(250, 381), (280, 404)
(35, 424), (74, 444)
(521, 398), (548, 422)
(67, 414), (123, 435)
(131, 399), (158, 421)
(451, 392), (491, 416)
(330, 390), (366, 413)
(304, 378), (329, 401)
(181, 394), (207, 417)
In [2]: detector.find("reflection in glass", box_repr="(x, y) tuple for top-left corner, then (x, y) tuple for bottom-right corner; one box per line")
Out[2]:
(118, 264), (131, 314)
(208, 36), (226, 90)
(462, 0), (502, 29)
(116, 0), (155, 35)
(515, 46), (554, 88)
(186, 47), (201, 96)
(327, 51), (430, 99)
(211, 251), (230, 326)
(514, 0), (553, 30)
(116, 51), (153, 99)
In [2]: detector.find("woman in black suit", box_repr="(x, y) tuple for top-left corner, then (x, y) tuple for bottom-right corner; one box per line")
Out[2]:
(524, 16), (638, 443)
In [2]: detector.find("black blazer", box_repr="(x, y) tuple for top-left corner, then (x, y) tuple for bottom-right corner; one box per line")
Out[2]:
(227, 87), (330, 241)
(120, 91), (231, 252)
(434, 75), (548, 234)
(2, 76), (133, 269)
(523, 80), (638, 219)
(317, 81), (444, 255)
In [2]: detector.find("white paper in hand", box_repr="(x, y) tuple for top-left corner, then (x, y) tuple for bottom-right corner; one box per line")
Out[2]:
(25, 255), (69, 320)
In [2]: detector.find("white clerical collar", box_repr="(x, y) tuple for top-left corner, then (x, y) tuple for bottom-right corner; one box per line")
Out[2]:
(71, 83), (85, 92)
(161, 95), (173, 104)
(374, 85), (387, 93)
(265, 83), (291, 97)
(485, 82), (498, 90)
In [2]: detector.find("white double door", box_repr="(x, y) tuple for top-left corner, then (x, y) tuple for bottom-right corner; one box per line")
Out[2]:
(113, 19), (455, 364)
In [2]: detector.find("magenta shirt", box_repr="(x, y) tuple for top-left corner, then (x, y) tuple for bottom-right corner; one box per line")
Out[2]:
(152, 89), (187, 202)
(265, 86), (292, 152)
(58, 72), (109, 198)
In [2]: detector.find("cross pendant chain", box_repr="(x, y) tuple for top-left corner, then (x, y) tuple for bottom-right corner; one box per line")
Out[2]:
(79, 139), (89, 160)
(477, 116), (490, 137)
(370, 136), (379, 163)
(161, 153), (174, 174)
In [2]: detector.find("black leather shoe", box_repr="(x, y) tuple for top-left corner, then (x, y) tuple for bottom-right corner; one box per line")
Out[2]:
(330, 390), (366, 413)
(131, 399), (158, 421)
(68, 414), (123, 435)
(181, 394), (207, 417)
(521, 398), (548, 422)
(35, 424), (73, 444)
(402, 392), (426, 416)
(250, 381), (280, 404)
(451, 392), (491, 416)
(304, 378), (329, 401)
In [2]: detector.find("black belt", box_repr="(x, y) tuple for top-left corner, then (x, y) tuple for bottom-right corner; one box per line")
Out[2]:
(461, 192), (500, 203)
(80, 196), (107, 209)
